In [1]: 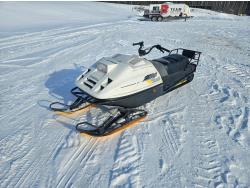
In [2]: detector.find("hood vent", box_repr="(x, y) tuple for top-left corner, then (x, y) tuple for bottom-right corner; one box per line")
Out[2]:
(84, 82), (93, 89)
(87, 78), (97, 85)
(84, 77), (97, 89)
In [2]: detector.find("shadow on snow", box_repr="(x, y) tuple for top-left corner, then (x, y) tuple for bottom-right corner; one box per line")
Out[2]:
(45, 64), (85, 104)
(38, 64), (86, 110)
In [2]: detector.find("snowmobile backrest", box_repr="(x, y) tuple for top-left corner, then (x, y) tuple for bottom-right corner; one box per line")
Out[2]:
(182, 49), (196, 59)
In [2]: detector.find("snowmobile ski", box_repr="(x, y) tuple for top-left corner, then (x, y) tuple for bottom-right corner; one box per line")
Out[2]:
(54, 104), (95, 118)
(49, 87), (96, 113)
(76, 108), (147, 137)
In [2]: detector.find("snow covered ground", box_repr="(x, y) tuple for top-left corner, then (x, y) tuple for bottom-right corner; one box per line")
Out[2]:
(0, 2), (250, 187)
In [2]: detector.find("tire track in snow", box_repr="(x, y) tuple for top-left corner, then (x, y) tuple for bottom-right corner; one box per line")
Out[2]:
(55, 138), (99, 188)
(154, 105), (185, 157)
(109, 132), (141, 188)
(187, 99), (226, 188)
(0, 121), (66, 188)
(0, 20), (132, 47)
(206, 63), (250, 148)
(197, 56), (250, 148)
(223, 63), (250, 88)
(26, 129), (81, 188)
(193, 129), (224, 187)
(185, 61), (226, 186)
(0, 19), (133, 58)
(154, 107), (186, 187)
(161, 118), (180, 155)
(14, 127), (72, 188)
(0, 127), (32, 188)
(133, 100), (157, 188)
(184, 80), (239, 188)
(0, 26), (99, 63)
(185, 55), (250, 187)
(0, 34), (99, 68)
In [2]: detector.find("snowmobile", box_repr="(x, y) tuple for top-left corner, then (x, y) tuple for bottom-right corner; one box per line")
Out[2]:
(50, 41), (201, 137)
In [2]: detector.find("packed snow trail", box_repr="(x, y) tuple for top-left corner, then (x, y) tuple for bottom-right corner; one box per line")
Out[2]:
(0, 2), (250, 187)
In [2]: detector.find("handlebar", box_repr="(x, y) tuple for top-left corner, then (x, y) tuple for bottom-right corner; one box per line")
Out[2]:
(133, 41), (170, 56)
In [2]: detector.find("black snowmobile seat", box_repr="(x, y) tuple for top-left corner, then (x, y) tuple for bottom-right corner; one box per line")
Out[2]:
(153, 54), (189, 74)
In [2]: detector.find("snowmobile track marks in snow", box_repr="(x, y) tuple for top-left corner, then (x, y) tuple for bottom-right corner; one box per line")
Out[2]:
(192, 126), (225, 187)
(109, 133), (141, 188)
(161, 118), (180, 156)
(186, 96), (229, 188)
(56, 138), (99, 187)
(223, 64), (250, 88)
(0, 128), (32, 187)
(214, 106), (249, 147)
(3, 126), (67, 188)
(207, 79), (249, 147)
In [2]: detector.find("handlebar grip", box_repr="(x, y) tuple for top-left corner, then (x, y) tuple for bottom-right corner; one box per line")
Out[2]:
(133, 41), (144, 46)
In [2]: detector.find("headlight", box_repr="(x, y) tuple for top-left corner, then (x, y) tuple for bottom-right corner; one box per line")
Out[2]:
(97, 63), (107, 74)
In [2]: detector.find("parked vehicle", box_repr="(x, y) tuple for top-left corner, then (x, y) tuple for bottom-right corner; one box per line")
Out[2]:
(143, 2), (191, 21)
(50, 42), (201, 137)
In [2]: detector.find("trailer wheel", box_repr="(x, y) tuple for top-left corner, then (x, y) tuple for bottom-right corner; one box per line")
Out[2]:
(157, 16), (163, 22)
(151, 17), (157, 22)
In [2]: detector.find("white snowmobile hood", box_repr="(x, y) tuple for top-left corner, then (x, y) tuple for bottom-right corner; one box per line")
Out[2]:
(75, 54), (163, 99)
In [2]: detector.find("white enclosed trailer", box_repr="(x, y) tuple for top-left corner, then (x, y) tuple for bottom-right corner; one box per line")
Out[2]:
(144, 2), (191, 21)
